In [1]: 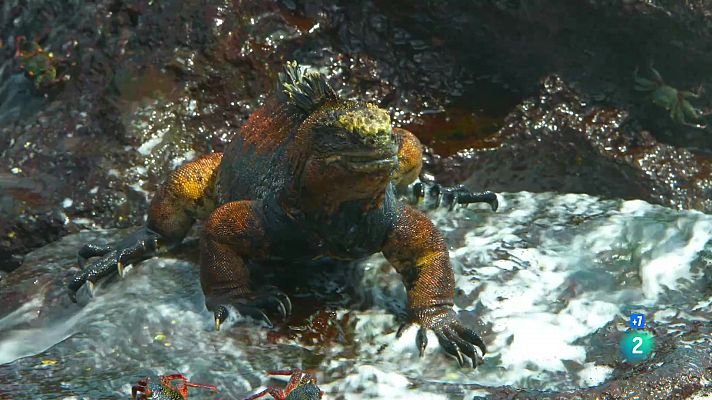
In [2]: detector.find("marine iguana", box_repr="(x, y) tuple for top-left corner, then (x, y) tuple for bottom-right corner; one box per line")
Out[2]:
(68, 62), (497, 368)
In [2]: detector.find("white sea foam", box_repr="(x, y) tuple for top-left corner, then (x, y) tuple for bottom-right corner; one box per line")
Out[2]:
(348, 192), (712, 391)
(324, 364), (446, 400)
(577, 362), (614, 387)
(638, 218), (712, 300)
(0, 192), (710, 397)
(136, 130), (166, 156)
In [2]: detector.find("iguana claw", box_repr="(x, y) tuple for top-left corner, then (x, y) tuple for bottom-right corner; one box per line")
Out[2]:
(412, 181), (498, 211)
(405, 305), (487, 368)
(212, 287), (292, 331)
(68, 228), (159, 302)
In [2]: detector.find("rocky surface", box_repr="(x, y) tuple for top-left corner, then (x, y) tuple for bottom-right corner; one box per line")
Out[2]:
(5, 0), (712, 273)
(4, 0), (712, 267)
(2, 2), (712, 396)
(426, 75), (712, 213)
(385, 0), (712, 146)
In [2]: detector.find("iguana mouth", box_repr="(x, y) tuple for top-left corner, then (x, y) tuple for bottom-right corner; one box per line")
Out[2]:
(346, 157), (396, 172)
(323, 152), (396, 172)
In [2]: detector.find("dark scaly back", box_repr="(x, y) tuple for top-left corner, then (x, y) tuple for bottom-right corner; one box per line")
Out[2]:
(217, 62), (338, 203)
(285, 382), (322, 400)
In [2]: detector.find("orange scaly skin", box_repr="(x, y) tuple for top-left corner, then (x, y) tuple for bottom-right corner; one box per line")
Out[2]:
(69, 62), (496, 367)
(148, 153), (223, 242)
(392, 127), (424, 192)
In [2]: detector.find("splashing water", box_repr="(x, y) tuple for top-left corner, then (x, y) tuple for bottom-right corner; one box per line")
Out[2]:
(0, 192), (710, 398)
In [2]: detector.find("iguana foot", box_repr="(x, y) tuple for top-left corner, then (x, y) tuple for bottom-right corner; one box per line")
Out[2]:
(412, 181), (498, 211)
(213, 286), (292, 331)
(397, 305), (487, 368)
(68, 228), (160, 302)
(77, 243), (113, 268)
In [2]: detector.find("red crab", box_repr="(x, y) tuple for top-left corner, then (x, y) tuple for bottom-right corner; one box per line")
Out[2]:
(244, 369), (323, 400)
(131, 374), (218, 399)
(14, 36), (60, 87)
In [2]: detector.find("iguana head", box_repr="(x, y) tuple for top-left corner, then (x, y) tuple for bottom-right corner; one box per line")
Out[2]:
(277, 62), (398, 209)
(298, 100), (398, 209)
(278, 62), (398, 209)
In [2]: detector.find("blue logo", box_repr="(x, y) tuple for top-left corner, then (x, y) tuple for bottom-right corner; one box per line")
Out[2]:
(629, 313), (645, 329)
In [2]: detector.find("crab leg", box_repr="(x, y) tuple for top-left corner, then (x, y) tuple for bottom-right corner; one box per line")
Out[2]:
(244, 388), (287, 400)
(161, 373), (189, 383)
(268, 369), (299, 375)
(162, 373), (219, 395)
(284, 369), (304, 393)
(681, 121), (707, 129)
(131, 385), (150, 400)
(183, 381), (219, 392)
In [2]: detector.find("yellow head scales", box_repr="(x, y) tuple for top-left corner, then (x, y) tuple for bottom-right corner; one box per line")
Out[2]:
(337, 103), (392, 144)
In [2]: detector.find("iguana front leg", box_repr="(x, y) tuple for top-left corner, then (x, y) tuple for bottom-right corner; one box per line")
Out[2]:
(201, 200), (291, 330)
(382, 204), (487, 368)
(68, 153), (223, 301)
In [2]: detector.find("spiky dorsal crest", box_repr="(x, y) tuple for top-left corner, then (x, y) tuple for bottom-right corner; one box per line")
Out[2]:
(277, 61), (337, 113)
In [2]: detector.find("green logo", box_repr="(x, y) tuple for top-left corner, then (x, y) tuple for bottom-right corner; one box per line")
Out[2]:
(620, 330), (655, 362)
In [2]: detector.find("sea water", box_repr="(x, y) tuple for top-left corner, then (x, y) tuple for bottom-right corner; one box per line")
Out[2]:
(0, 192), (710, 398)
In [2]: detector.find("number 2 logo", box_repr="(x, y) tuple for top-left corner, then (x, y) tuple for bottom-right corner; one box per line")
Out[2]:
(621, 330), (654, 361)
(631, 336), (643, 354)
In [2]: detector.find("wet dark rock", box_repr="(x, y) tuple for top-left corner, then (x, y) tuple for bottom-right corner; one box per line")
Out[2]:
(0, 73), (43, 127)
(515, 326), (711, 400)
(434, 336), (712, 399)
(557, 317), (711, 400)
(0, 0), (271, 271)
(0, 208), (66, 272)
(9, 0), (711, 272)
(379, 0), (712, 149)
(426, 75), (712, 213)
(0, 0), (477, 271)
